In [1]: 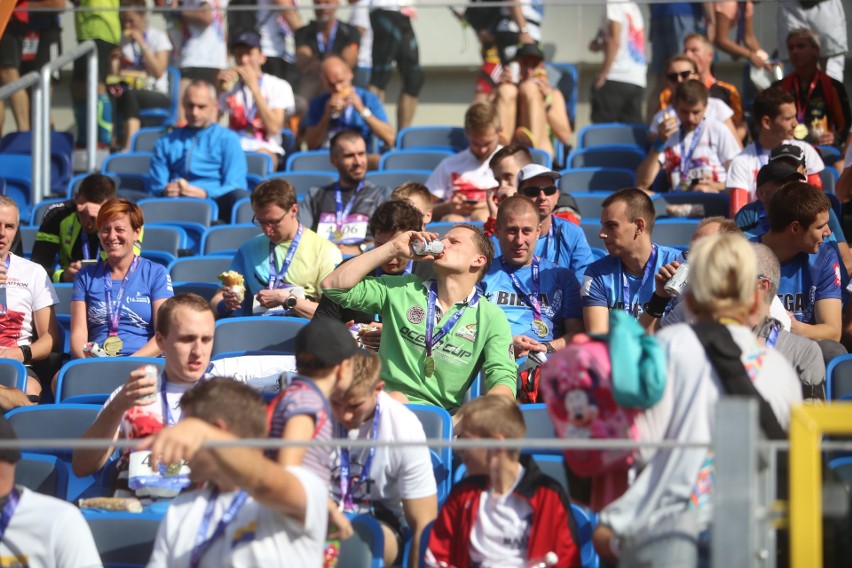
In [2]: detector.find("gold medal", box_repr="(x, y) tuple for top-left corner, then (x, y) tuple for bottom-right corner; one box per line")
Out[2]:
(424, 356), (435, 377)
(103, 336), (123, 356)
(332, 230), (344, 242)
(165, 462), (181, 477)
(531, 320), (549, 338)
(793, 124), (808, 140)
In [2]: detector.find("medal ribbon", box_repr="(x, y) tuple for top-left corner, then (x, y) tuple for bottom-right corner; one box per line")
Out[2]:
(504, 256), (542, 323)
(765, 321), (779, 349)
(316, 20), (339, 55)
(679, 120), (705, 185)
(338, 400), (380, 511)
(268, 224), (303, 290)
(104, 255), (140, 337)
(190, 489), (249, 568)
(0, 489), (21, 543)
(793, 73), (819, 123)
(424, 281), (478, 357)
(620, 244), (658, 317)
(334, 181), (365, 234)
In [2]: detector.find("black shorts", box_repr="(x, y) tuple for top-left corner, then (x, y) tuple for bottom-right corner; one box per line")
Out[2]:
(72, 38), (117, 84)
(591, 80), (645, 125)
(0, 23), (26, 69)
(180, 67), (220, 85)
(369, 9), (423, 96)
(20, 26), (62, 76)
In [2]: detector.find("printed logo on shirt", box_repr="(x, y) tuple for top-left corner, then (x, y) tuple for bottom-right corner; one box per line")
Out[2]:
(0, 310), (25, 349)
(0, 554), (28, 566)
(126, 291), (152, 304)
(231, 521), (258, 548)
(454, 323), (477, 342)
(399, 326), (474, 364)
(834, 264), (841, 287)
(88, 301), (150, 329)
(581, 275), (594, 297)
(406, 306), (425, 324)
(778, 293), (805, 314)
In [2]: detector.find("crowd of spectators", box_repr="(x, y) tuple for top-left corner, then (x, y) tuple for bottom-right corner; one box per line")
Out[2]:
(0, 0), (851, 566)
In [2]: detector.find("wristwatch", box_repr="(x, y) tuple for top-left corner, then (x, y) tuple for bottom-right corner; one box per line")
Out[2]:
(542, 341), (555, 354)
(360, 107), (373, 119)
(19, 345), (32, 365)
(519, 25), (530, 34)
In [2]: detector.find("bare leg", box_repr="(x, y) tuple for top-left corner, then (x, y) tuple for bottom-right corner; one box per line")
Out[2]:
(494, 83), (518, 146)
(380, 524), (399, 567)
(0, 67), (29, 131)
(123, 117), (141, 152)
(517, 80), (552, 156)
(397, 93), (417, 130)
(545, 89), (573, 145)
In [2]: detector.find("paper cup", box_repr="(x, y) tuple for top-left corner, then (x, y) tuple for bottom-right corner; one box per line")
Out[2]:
(230, 285), (245, 302)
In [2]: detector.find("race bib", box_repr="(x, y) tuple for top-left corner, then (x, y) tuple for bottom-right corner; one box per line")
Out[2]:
(317, 212), (369, 245)
(127, 450), (191, 498)
(22, 31), (39, 61)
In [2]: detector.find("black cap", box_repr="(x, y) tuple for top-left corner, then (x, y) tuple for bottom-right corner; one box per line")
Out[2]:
(769, 144), (806, 167)
(230, 31), (261, 50)
(756, 160), (806, 188)
(0, 417), (20, 464)
(295, 319), (358, 370)
(514, 42), (545, 61)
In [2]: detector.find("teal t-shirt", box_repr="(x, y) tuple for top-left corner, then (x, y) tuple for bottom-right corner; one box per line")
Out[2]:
(324, 274), (517, 411)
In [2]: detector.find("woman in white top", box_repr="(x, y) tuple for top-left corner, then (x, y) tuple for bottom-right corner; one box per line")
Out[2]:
(110, 0), (173, 151)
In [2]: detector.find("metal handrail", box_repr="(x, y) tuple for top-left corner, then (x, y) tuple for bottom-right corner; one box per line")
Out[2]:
(0, 71), (43, 198)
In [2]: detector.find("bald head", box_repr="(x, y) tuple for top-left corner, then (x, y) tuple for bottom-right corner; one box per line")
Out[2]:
(321, 56), (353, 94)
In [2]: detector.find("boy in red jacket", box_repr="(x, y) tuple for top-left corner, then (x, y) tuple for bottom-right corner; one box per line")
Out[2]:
(426, 396), (581, 568)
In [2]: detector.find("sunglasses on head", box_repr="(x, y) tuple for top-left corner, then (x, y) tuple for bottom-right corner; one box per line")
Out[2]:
(666, 70), (693, 82)
(521, 185), (559, 197)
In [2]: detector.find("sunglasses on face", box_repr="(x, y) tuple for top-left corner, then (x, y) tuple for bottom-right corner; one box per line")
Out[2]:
(666, 70), (693, 82)
(521, 185), (559, 197)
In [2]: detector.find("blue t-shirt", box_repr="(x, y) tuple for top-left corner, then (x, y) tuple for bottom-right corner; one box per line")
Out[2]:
(736, 201), (845, 242)
(72, 258), (174, 355)
(305, 87), (388, 149)
(755, 238), (844, 324)
(650, 2), (702, 18)
(491, 216), (594, 279)
(581, 244), (683, 317)
(481, 257), (581, 342)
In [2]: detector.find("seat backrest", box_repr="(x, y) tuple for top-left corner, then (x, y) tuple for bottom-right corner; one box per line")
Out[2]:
(286, 150), (334, 172)
(820, 167), (837, 195)
(264, 171), (337, 198)
(520, 403), (558, 455)
(365, 170), (430, 188)
(85, 513), (163, 566)
(0, 360), (27, 390)
(379, 150), (453, 171)
(202, 224), (262, 255)
(559, 167), (636, 193)
(5, 405), (103, 454)
(407, 404), (453, 503)
(579, 222), (602, 248)
(651, 219), (699, 248)
(18, 227), (38, 257)
(15, 453), (69, 499)
(246, 151), (274, 177)
(53, 283), (74, 317)
(570, 192), (610, 220)
(102, 152), (153, 175)
(173, 282), (221, 302)
(56, 357), (166, 404)
(531, 454), (570, 494)
(396, 126), (468, 152)
(339, 514), (384, 568)
(570, 504), (601, 568)
(130, 128), (166, 153)
(169, 256), (233, 284)
(212, 316), (308, 356)
(139, 197), (217, 226)
(567, 147), (646, 170)
(827, 354), (852, 400)
(654, 192), (730, 219)
(578, 123), (650, 151)
(30, 198), (66, 226)
(141, 224), (186, 257)
(530, 148), (553, 168)
(231, 197), (254, 224)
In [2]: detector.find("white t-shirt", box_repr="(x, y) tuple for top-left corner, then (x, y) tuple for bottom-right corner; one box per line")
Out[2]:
(330, 391), (437, 523)
(468, 465), (532, 568)
(725, 139), (825, 201)
(0, 253), (58, 348)
(656, 118), (741, 189)
(660, 295), (792, 332)
(649, 99), (734, 135)
(179, 0), (228, 70)
(425, 147), (501, 200)
(258, 0), (296, 63)
(119, 27), (173, 94)
(219, 73), (295, 155)
(147, 467), (327, 568)
(603, 1), (647, 88)
(349, 0), (373, 68)
(1, 487), (103, 568)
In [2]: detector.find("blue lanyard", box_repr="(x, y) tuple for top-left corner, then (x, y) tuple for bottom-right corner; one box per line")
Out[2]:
(316, 20), (339, 55)
(0, 489), (20, 543)
(374, 261), (413, 278)
(753, 140), (770, 167)
(765, 322), (779, 349)
(190, 489), (249, 568)
(131, 31), (148, 68)
(104, 256), (140, 337)
(268, 225), (303, 290)
(679, 121), (705, 183)
(424, 282), (478, 357)
(504, 256), (543, 322)
(338, 400), (380, 511)
(241, 76), (263, 123)
(541, 224), (553, 258)
(335, 182), (365, 229)
(620, 245), (657, 317)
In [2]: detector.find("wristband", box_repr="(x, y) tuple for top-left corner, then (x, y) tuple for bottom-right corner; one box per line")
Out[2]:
(18, 345), (32, 365)
(643, 293), (671, 319)
(360, 107), (373, 119)
(651, 138), (668, 153)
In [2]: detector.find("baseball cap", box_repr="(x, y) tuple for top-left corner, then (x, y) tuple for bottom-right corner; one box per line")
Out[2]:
(768, 144), (806, 167)
(756, 160), (806, 188)
(295, 318), (358, 370)
(514, 42), (545, 61)
(230, 31), (261, 50)
(516, 164), (561, 188)
(0, 416), (20, 464)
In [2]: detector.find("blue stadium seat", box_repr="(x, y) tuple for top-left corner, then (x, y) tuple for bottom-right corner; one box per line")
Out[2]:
(571, 192), (610, 219)
(53, 283), (74, 317)
(560, 168), (635, 193)
(129, 127), (166, 153)
(201, 224), (262, 255)
(212, 316), (309, 356)
(580, 221), (602, 248)
(286, 150), (334, 172)
(55, 357), (166, 404)
(396, 126), (468, 152)
(577, 123), (650, 151)
(140, 249), (175, 268)
(18, 227), (38, 257)
(571, 504), (601, 568)
(651, 218), (700, 248)
(520, 403), (559, 455)
(30, 198), (65, 226)
(827, 354), (852, 401)
(366, 170), (430, 189)
(264, 171), (337, 198)
(247, 151), (274, 178)
(101, 152), (154, 194)
(173, 282), (221, 302)
(821, 167), (838, 196)
(0, 131), (73, 195)
(138, 65), (180, 127)
(231, 196), (254, 224)
(341, 514), (385, 568)
(84, 510), (164, 568)
(168, 256), (233, 285)
(407, 404), (453, 504)
(566, 146), (646, 170)
(653, 192), (730, 219)
(15, 453), (70, 500)
(379, 149), (453, 171)
(817, 145), (842, 164)
(0, 360), (27, 391)
(57, 314), (71, 353)
(533, 454), (570, 494)
(138, 197), (218, 253)
(530, 148), (553, 169)
(549, 63), (579, 126)
(141, 224), (188, 258)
